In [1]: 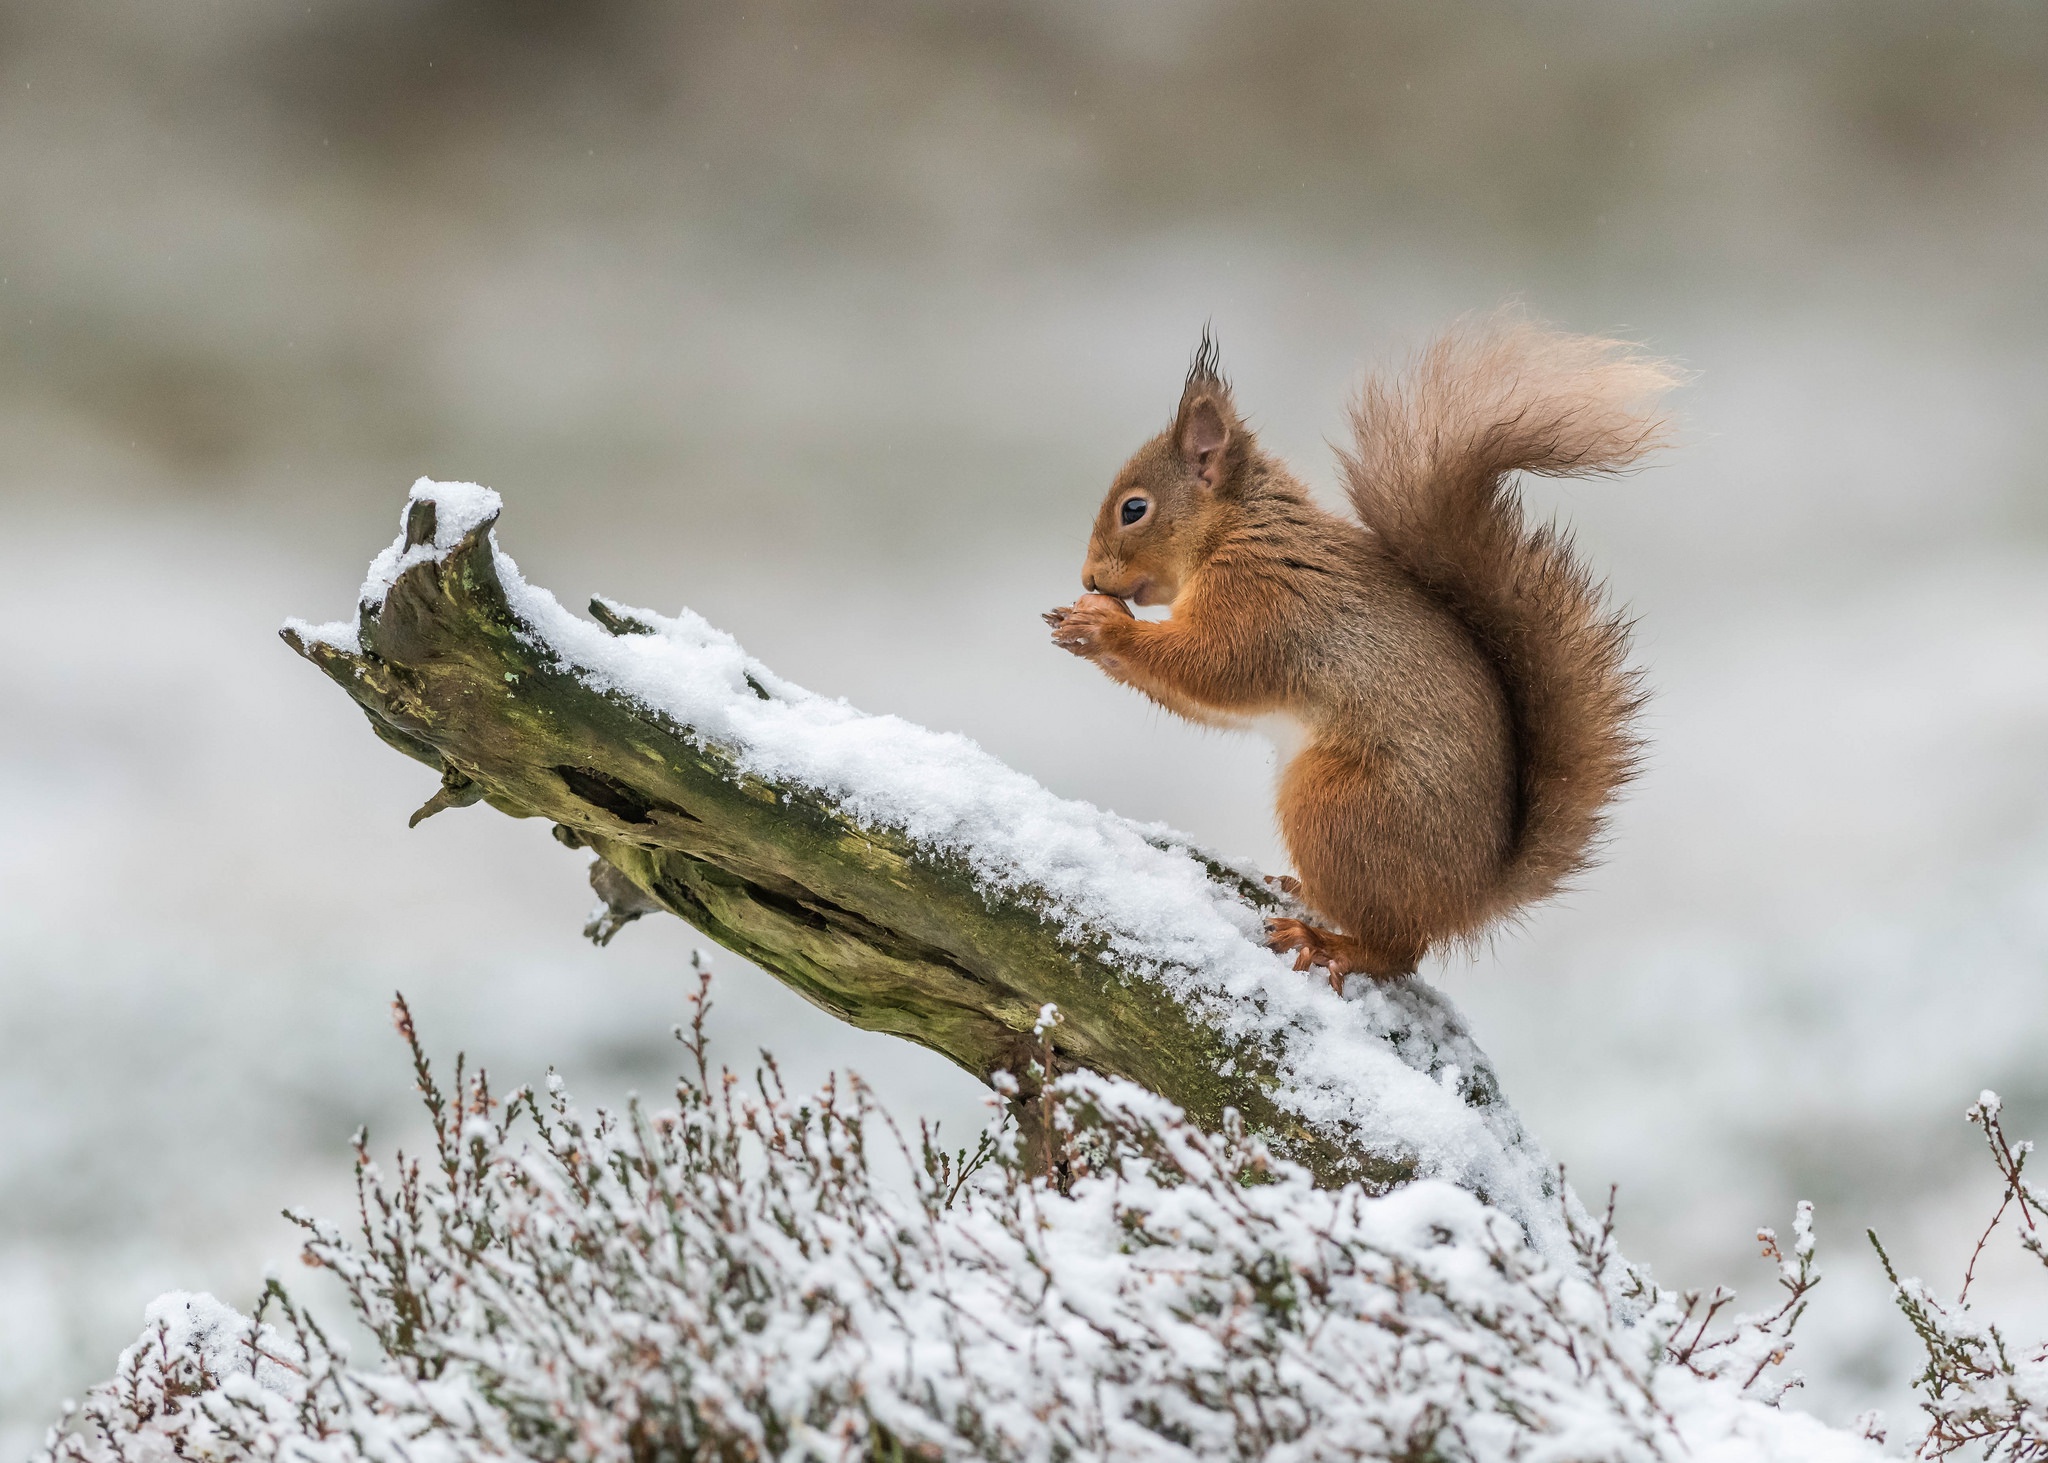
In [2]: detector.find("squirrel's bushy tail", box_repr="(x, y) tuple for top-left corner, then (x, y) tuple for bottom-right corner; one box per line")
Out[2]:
(1338, 312), (1679, 915)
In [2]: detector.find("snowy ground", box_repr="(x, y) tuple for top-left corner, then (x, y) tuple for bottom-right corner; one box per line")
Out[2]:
(4, 309), (2045, 1451)
(2, 5), (2045, 1450)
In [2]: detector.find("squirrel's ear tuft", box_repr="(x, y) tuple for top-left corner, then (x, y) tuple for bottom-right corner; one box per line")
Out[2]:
(1176, 325), (1240, 492)
(1185, 325), (1227, 398)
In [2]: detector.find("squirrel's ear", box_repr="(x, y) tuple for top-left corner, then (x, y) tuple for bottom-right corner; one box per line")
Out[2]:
(1175, 327), (1239, 492)
(1177, 394), (1234, 492)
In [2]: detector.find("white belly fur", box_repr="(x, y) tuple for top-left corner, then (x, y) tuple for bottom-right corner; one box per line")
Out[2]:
(1244, 710), (1311, 771)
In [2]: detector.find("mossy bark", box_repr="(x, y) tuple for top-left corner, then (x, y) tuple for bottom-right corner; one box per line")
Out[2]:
(286, 499), (1515, 1192)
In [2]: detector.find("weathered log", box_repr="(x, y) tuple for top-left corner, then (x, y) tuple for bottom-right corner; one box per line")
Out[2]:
(284, 482), (1566, 1246)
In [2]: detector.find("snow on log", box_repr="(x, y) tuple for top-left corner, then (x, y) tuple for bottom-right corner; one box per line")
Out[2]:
(284, 479), (1563, 1248)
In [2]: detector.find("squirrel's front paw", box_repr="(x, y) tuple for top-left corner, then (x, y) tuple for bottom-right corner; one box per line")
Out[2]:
(1043, 604), (1095, 656)
(1044, 593), (1132, 658)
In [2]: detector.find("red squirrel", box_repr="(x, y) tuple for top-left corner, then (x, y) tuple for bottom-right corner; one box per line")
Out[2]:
(1045, 313), (1678, 986)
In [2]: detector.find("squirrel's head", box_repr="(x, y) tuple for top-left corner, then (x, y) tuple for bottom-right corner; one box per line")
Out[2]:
(1081, 330), (1251, 607)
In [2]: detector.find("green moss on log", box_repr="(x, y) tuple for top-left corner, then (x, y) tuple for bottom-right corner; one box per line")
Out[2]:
(286, 504), (1477, 1191)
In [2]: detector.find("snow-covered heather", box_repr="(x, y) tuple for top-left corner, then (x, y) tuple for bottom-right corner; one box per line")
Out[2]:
(1866, 1091), (2048, 1460)
(42, 1014), (1879, 1463)
(294, 478), (1567, 1255)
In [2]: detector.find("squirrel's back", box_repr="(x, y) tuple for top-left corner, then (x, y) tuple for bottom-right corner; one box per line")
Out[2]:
(1337, 313), (1679, 920)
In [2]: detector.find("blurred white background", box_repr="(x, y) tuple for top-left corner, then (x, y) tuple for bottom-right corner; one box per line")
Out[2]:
(2, 2), (2045, 1449)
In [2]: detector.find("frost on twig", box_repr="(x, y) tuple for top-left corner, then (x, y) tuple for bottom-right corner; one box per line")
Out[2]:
(43, 982), (1872, 1463)
(1660, 1201), (1820, 1404)
(282, 478), (1567, 1235)
(1872, 1091), (2048, 1460)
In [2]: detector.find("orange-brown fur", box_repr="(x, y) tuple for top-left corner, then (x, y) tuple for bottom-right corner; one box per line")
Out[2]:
(1045, 313), (1677, 984)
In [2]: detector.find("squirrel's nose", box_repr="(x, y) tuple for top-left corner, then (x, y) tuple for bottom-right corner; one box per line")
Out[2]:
(1083, 572), (1099, 593)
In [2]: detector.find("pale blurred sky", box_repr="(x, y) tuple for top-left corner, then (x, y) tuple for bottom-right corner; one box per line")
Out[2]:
(2, 2), (2045, 1447)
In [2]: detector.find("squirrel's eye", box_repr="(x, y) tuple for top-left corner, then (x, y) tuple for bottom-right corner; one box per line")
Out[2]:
(1120, 497), (1149, 527)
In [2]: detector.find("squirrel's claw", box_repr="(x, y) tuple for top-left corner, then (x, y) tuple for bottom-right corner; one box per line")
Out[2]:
(1045, 602), (1103, 656)
(1265, 918), (1319, 964)
(1265, 917), (1377, 993)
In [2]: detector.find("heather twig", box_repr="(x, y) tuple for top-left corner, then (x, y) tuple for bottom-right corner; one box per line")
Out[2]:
(1872, 1091), (2048, 1461)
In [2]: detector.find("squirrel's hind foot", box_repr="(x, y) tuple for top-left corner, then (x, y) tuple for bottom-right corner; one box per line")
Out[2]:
(1264, 918), (1415, 991)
